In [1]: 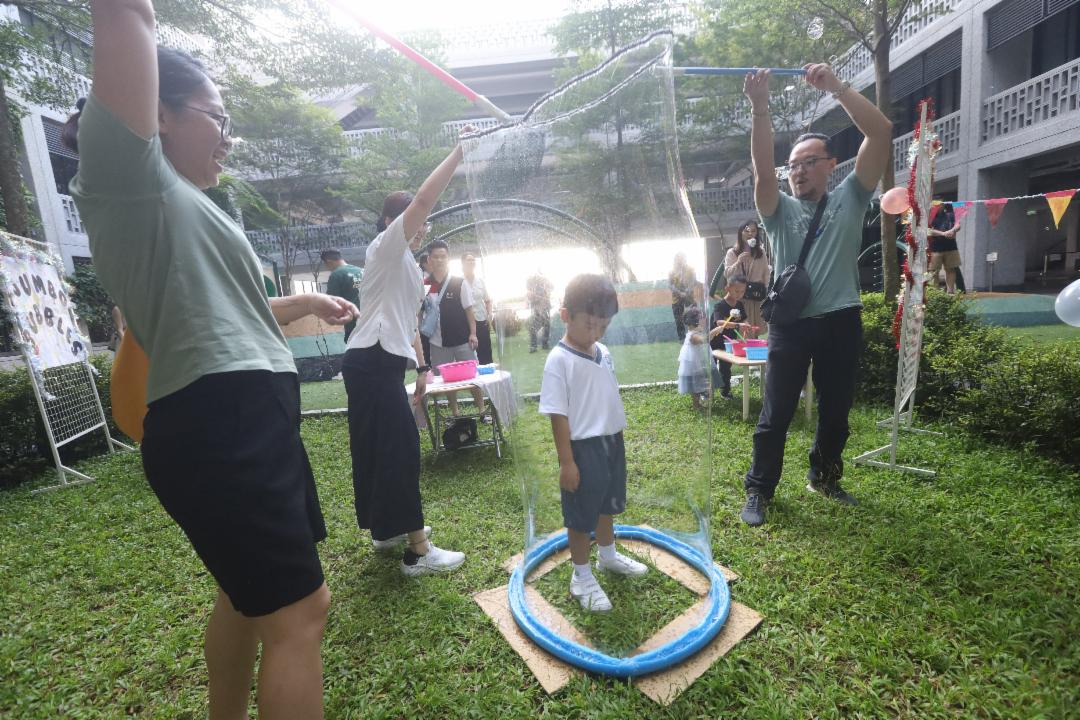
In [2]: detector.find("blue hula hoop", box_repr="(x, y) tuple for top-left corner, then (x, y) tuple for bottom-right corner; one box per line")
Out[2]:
(507, 524), (730, 678)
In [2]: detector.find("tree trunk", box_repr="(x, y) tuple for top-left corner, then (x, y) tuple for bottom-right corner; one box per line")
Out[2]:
(0, 75), (31, 237)
(874, 7), (900, 303)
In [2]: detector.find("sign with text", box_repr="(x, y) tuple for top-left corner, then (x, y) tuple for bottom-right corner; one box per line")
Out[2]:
(1, 251), (87, 368)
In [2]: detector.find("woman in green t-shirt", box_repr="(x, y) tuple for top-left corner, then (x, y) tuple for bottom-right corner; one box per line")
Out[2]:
(66, 1), (357, 716)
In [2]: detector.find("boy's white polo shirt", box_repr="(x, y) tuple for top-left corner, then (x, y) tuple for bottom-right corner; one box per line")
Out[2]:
(539, 341), (627, 441)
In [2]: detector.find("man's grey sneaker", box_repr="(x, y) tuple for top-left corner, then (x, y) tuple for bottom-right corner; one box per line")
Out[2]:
(400, 543), (465, 577)
(569, 573), (612, 612)
(740, 493), (767, 526)
(373, 525), (431, 552)
(806, 479), (858, 505)
(597, 551), (648, 577)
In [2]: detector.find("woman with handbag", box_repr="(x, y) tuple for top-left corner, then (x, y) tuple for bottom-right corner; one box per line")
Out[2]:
(709, 219), (771, 335)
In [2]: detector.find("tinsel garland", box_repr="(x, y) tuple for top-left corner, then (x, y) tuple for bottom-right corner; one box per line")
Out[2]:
(892, 98), (938, 348)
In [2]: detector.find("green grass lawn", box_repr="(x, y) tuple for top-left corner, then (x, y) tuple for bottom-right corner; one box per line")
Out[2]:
(3, 388), (1078, 717)
(1002, 323), (1080, 346)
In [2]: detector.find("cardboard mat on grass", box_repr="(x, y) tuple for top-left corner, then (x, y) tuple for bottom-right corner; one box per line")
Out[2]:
(476, 535), (762, 704)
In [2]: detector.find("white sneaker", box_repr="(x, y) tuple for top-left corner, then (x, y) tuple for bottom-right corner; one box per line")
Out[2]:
(597, 551), (648, 577)
(372, 525), (431, 552)
(400, 543), (465, 577)
(569, 572), (612, 612)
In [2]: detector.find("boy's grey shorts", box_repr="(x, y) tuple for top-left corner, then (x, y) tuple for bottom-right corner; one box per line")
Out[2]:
(561, 431), (627, 533)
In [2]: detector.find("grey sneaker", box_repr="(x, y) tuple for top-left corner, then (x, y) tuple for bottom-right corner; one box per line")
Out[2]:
(740, 493), (767, 526)
(806, 479), (858, 505)
(373, 525), (431, 552)
(400, 543), (465, 577)
(569, 572), (612, 612)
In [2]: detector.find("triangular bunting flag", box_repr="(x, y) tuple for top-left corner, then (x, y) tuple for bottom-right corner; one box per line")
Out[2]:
(985, 198), (1008, 228)
(951, 201), (973, 224)
(1045, 190), (1077, 229)
(928, 201), (943, 226)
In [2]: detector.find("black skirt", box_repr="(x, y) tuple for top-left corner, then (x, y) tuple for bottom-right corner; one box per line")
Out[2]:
(141, 371), (326, 617)
(342, 344), (425, 541)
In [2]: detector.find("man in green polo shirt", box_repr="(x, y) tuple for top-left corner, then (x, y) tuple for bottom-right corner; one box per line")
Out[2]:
(322, 249), (364, 341)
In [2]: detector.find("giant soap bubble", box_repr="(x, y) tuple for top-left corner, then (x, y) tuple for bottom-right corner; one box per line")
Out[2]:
(460, 31), (728, 676)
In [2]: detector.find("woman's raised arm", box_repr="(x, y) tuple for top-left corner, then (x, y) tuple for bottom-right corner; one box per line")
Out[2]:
(90, 0), (159, 139)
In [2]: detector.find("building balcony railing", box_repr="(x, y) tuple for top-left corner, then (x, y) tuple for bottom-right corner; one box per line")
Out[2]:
(833, 0), (963, 83)
(980, 56), (1080, 144)
(691, 110), (961, 215)
(59, 195), (85, 235)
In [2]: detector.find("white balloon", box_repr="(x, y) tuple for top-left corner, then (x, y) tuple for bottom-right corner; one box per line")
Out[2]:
(1055, 278), (1080, 327)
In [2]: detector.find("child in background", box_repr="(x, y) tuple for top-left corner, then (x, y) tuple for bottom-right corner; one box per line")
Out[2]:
(539, 274), (648, 613)
(710, 275), (752, 400)
(678, 305), (725, 410)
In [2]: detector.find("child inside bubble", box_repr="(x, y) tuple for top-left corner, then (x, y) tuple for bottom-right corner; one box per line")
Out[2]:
(538, 273), (648, 613)
(678, 305), (726, 411)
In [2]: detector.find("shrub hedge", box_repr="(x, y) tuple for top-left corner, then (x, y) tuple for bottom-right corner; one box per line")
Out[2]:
(858, 291), (1080, 468)
(1, 293), (1076, 488)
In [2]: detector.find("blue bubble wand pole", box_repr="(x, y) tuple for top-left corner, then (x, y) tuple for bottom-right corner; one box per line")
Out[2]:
(672, 67), (808, 76)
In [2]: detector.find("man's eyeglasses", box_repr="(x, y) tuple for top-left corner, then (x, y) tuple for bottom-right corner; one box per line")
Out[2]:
(182, 105), (232, 141)
(785, 156), (831, 174)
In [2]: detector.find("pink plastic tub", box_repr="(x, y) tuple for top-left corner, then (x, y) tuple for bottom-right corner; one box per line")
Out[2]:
(437, 360), (478, 382)
(724, 340), (747, 357)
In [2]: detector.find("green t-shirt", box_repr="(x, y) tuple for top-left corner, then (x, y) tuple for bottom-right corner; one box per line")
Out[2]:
(759, 172), (874, 318)
(326, 264), (363, 307)
(69, 95), (296, 403)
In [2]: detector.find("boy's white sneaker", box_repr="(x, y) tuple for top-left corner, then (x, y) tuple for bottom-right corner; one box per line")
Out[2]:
(372, 525), (431, 552)
(400, 543), (465, 577)
(597, 552), (648, 577)
(569, 573), (612, 612)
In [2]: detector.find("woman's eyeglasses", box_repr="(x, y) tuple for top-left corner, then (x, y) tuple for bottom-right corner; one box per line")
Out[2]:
(182, 105), (232, 141)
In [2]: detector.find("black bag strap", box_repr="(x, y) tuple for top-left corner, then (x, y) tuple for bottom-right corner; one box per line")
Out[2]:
(796, 193), (829, 268)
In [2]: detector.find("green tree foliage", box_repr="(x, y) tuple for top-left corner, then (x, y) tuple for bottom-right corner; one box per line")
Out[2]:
(336, 34), (469, 222)
(67, 262), (114, 343)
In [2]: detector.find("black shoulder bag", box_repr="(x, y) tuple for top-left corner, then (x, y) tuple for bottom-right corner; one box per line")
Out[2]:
(761, 193), (828, 325)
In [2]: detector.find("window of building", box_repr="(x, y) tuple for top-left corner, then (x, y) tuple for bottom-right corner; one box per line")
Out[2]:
(41, 117), (79, 195)
(1032, 4), (1080, 75)
(893, 68), (962, 136)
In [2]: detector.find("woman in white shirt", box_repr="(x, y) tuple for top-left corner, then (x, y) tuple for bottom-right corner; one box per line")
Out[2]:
(462, 252), (494, 364)
(342, 140), (469, 577)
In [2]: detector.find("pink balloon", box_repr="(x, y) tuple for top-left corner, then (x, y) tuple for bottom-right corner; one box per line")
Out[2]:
(880, 186), (911, 215)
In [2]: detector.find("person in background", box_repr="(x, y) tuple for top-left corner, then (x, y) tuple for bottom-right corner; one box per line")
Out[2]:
(710, 275), (752, 400)
(928, 203), (962, 294)
(462, 252), (494, 365)
(711, 220), (770, 335)
(321, 248), (363, 341)
(668, 253), (697, 342)
(677, 305), (725, 411)
(526, 271), (553, 353)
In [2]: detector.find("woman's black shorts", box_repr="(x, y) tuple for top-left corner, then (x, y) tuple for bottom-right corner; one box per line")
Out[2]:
(141, 371), (327, 617)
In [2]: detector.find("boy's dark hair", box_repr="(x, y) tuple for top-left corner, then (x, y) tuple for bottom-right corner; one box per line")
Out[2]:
(417, 251), (429, 267)
(563, 273), (619, 319)
(426, 239), (449, 254)
(320, 249), (342, 263)
(63, 46), (210, 153)
(727, 274), (748, 287)
(682, 305), (703, 328)
(376, 191), (414, 232)
(792, 132), (834, 157)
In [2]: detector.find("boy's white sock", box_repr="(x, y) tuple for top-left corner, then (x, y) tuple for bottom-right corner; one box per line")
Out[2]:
(597, 542), (616, 564)
(572, 562), (593, 580)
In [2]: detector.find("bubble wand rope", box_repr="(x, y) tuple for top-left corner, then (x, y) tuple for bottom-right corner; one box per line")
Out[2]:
(673, 67), (808, 76)
(330, 3), (513, 123)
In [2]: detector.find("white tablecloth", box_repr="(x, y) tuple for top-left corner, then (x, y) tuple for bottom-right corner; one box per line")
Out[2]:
(407, 369), (518, 425)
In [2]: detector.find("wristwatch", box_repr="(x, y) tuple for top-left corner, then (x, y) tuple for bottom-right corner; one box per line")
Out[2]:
(831, 81), (851, 100)
(416, 365), (431, 374)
